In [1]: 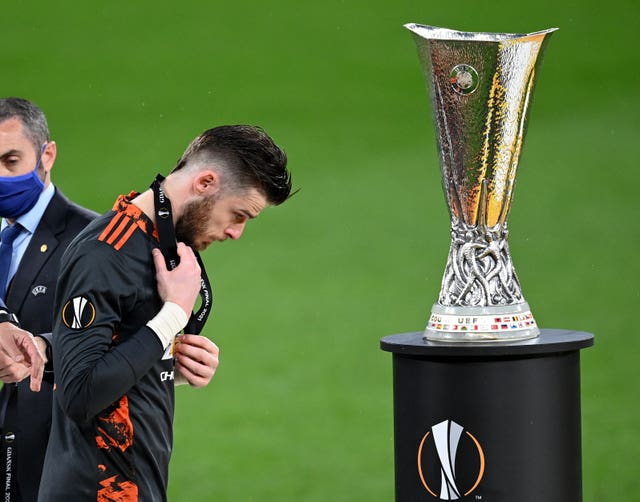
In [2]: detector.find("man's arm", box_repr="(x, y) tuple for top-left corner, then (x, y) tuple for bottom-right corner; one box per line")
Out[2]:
(54, 242), (201, 422)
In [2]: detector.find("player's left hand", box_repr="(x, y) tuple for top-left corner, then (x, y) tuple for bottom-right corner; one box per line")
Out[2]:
(174, 334), (219, 388)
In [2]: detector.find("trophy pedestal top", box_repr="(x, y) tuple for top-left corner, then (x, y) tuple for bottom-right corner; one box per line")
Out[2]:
(380, 328), (594, 357)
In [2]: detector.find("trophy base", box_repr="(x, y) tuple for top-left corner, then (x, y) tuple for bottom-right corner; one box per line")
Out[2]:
(425, 303), (539, 342)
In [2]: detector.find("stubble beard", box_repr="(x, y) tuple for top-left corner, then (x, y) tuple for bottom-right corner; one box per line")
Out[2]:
(175, 195), (217, 251)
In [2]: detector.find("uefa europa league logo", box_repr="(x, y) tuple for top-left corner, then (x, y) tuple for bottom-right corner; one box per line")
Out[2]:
(418, 420), (485, 500)
(405, 24), (557, 342)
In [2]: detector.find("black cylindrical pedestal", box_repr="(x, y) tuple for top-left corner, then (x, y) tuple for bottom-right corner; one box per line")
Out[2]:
(380, 329), (593, 502)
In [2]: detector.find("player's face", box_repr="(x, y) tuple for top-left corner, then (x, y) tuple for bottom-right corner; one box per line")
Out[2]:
(175, 188), (268, 251)
(0, 118), (40, 177)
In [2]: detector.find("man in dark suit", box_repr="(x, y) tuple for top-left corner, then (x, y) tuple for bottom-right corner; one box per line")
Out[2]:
(0, 97), (97, 502)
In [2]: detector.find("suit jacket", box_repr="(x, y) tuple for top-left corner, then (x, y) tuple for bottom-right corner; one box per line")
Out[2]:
(0, 188), (96, 502)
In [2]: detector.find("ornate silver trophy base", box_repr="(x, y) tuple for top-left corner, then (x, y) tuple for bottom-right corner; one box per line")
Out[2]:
(425, 218), (540, 342)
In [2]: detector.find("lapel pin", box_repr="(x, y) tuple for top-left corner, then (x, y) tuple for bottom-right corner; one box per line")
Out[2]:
(40, 244), (48, 253)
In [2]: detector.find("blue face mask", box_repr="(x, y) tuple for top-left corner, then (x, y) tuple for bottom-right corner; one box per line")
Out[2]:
(0, 147), (46, 219)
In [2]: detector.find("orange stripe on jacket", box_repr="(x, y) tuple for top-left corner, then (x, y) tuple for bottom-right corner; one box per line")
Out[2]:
(98, 213), (124, 243)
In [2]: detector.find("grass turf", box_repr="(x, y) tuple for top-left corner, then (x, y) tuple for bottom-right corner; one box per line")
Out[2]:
(4, 0), (639, 499)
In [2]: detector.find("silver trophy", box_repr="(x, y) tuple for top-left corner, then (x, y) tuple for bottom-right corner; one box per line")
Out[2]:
(406, 24), (557, 342)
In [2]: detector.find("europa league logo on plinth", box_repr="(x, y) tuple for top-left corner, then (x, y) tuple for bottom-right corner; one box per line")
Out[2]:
(406, 24), (557, 342)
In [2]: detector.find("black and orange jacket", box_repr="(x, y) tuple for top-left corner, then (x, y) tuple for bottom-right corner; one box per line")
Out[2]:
(39, 193), (176, 502)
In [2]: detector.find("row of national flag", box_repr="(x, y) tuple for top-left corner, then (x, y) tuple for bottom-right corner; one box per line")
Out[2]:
(427, 312), (536, 332)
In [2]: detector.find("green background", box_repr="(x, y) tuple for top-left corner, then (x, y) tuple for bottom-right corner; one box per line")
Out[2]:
(4, 0), (638, 500)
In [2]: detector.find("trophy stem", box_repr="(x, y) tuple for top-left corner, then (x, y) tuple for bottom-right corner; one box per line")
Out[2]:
(442, 219), (522, 305)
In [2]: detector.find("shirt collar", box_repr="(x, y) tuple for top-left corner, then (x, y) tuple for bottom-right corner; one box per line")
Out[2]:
(1, 183), (56, 234)
(112, 192), (159, 239)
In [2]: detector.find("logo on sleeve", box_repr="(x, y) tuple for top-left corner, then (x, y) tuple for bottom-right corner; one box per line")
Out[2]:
(61, 296), (96, 329)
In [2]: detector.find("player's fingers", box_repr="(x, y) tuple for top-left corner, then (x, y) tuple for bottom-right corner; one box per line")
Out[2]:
(175, 243), (200, 273)
(177, 335), (219, 355)
(176, 241), (194, 259)
(175, 351), (207, 374)
(175, 360), (210, 388)
(175, 345), (219, 374)
(178, 345), (218, 376)
(151, 248), (168, 273)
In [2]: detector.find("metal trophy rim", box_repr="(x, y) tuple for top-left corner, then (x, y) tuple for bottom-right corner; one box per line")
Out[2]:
(404, 23), (558, 43)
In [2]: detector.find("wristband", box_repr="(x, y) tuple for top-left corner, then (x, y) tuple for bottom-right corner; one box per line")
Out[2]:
(146, 302), (188, 349)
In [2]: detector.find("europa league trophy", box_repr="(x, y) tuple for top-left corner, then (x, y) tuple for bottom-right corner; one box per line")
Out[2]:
(405, 24), (557, 342)
(381, 25), (594, 501)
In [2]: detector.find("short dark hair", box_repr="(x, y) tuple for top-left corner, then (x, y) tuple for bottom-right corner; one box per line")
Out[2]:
(0, 97), (50, 153)
(173, 125), (292, 205)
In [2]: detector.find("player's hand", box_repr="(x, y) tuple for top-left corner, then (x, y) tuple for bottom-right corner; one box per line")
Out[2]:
(0, 323), (45, 391)
(174, 334), (219, 388)
(152, 243), (201, 317)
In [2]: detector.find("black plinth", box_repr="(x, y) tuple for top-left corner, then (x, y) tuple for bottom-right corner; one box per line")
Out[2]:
(380, 329), (594, 502)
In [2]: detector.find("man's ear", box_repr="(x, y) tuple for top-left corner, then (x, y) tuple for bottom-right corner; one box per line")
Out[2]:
(193, 170), (220, 196)
(41, 141), (57, 175)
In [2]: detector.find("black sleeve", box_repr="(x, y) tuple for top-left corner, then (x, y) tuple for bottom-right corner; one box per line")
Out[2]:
(52, 240), (164, 423)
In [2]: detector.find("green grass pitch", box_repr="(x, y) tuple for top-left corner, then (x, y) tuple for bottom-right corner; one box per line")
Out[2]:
(4, 0), (638, 499)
